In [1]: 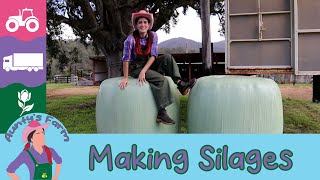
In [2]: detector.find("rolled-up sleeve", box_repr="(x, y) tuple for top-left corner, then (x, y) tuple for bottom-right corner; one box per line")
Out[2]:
(122, 35), (134, 62)
(151, 32), (158, 57)
(7, 151), (26, 173)
(50, 148), (62, 164)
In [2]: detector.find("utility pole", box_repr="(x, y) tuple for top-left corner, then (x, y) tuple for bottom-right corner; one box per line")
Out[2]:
(200, 0), (212, 75)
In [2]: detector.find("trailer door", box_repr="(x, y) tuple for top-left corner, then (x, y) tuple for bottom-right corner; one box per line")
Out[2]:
(226, 0), (293, 74)
(294, 0), (320, 75)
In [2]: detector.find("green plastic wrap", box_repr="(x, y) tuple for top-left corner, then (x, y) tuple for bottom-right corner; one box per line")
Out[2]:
(188, 75), (283, 134)
(96, 77), (180, 133)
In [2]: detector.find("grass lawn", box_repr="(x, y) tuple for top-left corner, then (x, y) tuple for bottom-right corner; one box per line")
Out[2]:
(47, 95), (320, 134)
(47, 83), (80, 90)
(47, 95), (96, 133)
(283, 98), (320, 133)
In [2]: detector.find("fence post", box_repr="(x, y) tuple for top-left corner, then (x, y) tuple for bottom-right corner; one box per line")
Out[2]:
(313, 75), (320, 103)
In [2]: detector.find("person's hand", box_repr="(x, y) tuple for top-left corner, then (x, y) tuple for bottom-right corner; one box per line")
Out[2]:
(119, 78), (129, 90)
(52, 175), (59, 180)
(137, 70), (146, 86)
(7, 173), (19, 180)
(11, 177), (19, 180)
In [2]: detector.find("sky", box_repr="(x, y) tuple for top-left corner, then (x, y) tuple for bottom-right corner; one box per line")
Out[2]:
(156, 7), (225, 43)
(61, 7), (225, 43)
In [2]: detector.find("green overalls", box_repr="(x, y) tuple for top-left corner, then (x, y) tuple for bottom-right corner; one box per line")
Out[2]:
(129, 45), (182, 109)
(26, 149), (52, 180)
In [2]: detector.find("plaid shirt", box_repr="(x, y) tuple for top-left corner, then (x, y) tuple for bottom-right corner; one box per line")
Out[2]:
(122, 31), (158, 62)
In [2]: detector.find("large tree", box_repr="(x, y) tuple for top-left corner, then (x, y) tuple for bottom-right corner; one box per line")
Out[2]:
(47, 0), (224, 78)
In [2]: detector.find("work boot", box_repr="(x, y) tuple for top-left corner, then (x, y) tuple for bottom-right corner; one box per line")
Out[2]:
(177, 78), (197, 95)
(156, 109), (175, 125)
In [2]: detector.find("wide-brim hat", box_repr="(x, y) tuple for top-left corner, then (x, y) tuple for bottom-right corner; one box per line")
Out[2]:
(22, 121), (49, 143)
(132, 10), (154, 30)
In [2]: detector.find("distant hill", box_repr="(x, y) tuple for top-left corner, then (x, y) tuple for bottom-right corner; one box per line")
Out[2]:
(212, 40), (225, 53)
(159, 37), (225, 53)
(159, 37), (201, 49)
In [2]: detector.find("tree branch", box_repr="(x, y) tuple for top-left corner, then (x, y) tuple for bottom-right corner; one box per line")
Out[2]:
(153, 5), (180, 32)
(95, 0), (104, 27)
(79, 0), (99, 25)
(56, 14), (70, 24)
(66, 0), (105, 36)
(103, 0), (126, 38)
(82, 26), (104, 35)
(118, 0), (145, 10)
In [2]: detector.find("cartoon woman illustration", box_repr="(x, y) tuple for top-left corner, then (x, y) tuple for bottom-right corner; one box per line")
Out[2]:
(7, 121), (62, 180)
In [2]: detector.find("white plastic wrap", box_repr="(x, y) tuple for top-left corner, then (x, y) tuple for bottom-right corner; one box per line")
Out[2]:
(188, 76), (283, 134)
(96, 77), (180, 133)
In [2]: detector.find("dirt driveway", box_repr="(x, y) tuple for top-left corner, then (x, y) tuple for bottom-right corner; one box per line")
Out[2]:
(47, 85), (313, 100)
(47, 86), (100, 98)
(279, 85), (312, 100)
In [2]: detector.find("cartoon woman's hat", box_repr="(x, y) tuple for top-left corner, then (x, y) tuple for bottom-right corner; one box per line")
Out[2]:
(22, 121), (49, 143)
(131, 10), (154, 30)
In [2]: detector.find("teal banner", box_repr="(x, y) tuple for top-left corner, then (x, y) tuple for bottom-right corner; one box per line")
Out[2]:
(0, 113), (317, 180)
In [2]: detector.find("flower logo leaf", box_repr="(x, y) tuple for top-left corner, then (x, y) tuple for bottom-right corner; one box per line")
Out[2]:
(24, 104), (34, 112)
(18, 100), (24, 108)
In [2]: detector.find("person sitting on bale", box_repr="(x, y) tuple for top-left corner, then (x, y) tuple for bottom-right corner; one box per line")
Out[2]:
(119, 10), (196, 125)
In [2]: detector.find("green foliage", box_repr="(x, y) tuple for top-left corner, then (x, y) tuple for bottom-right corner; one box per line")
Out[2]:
(47, 39), (101, 79)
(69, 47), (81, 64)
(57, 53), (69, 72)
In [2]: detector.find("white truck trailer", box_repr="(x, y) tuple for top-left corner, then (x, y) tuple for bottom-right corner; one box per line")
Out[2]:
(3, 53), (43, 72)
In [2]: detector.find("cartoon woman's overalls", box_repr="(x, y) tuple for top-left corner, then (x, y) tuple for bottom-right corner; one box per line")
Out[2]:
(26, 147), (52, 180)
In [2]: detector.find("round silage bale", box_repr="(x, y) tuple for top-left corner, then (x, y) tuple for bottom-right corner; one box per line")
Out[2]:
(96, 77), (180, 133)
(188, 75), (283, 134)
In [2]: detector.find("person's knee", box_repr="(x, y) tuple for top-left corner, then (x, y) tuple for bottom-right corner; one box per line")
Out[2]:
(162, 54), (174, 64)
(163, 54), (172, 58)
(159, 75), (167, 82)
(157, 76), (168, 86)
(163, 54), (173, 61)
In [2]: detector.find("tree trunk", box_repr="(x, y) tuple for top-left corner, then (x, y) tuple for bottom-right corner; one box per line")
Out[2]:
(200, 0), (212, 76)
(106, 50), (123, 78)
(91, 33), (124, 79)
(313, 75), (320, 103)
